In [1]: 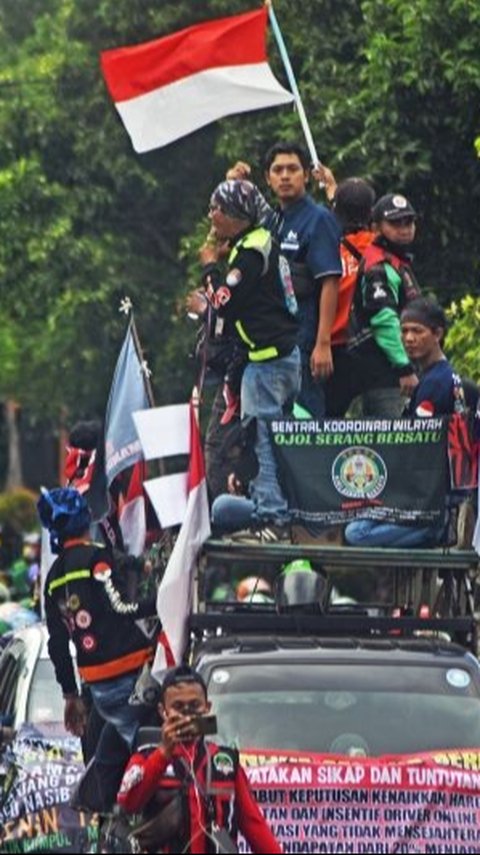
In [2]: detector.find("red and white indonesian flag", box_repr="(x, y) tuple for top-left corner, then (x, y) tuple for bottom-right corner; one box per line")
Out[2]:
(100, 8), (294, 152)
(136, 404), (210, 676)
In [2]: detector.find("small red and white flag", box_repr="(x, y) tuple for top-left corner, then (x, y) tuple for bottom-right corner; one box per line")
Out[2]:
(151, 404), (211, 676)
(117, 461), (147, 557)
(100, 8), (294, 152)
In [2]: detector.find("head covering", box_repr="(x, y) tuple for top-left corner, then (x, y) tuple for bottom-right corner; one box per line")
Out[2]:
(210, 583), (235, 603)
(401, 297), (447, 331)
(160, 665), (207, 702)
(372, 193), (416, 223)
(210, 179), (270, 224)
(275, 567), (327, 614)
(282, 559), (313, 575)
(37, 487), (91, 553)
(236, 576), (272, 602)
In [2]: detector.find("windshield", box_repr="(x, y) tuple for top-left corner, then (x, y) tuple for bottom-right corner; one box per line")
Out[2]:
(26, 657), (65, 725)
(208, 661), (480, 756)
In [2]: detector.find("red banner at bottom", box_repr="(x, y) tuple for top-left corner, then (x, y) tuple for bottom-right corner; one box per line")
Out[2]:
(239, 749), (480, 854)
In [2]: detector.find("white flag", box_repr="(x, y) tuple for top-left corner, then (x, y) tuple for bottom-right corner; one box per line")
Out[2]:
(152, 405), (211, 676)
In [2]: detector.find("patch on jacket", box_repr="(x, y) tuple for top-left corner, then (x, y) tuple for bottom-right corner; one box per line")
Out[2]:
(119, 764), (144, 794)
(213, 752), (235, 777)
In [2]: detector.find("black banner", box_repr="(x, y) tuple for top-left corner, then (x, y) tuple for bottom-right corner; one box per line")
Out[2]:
(271, 417), (448, 526)
(0, 724), (97, 853)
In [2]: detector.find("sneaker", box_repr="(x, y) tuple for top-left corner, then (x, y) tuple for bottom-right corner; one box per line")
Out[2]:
(228, 525), (291, 544)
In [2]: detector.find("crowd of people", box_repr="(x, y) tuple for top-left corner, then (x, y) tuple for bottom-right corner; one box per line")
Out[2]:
(0, 524), (41, 635)
(20, 139), (477, 854)
(191, 140), (478, 548)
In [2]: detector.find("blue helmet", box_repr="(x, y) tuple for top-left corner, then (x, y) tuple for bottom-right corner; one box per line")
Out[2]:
(37, 487), (91, 553)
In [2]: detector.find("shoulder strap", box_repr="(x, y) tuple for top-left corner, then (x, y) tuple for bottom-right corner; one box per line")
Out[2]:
(341, 235), (363, 262)
(362, 242), (403, 273)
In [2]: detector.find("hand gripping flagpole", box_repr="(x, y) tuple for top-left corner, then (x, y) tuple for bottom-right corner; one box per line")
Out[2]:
(266, 0), (321, 169)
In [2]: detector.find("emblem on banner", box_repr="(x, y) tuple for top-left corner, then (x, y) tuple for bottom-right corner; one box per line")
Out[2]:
(332, 447), (387, 500)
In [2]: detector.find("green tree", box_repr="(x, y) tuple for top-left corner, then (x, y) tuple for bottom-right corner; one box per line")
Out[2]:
(445, 295), (480, 384)
(0, 0), (478, 435)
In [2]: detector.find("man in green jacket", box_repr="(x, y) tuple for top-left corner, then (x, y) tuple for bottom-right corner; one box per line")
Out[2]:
(348, 193), (421, 416)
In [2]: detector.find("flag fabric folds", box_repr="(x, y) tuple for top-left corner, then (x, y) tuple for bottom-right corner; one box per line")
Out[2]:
(89, 319), (151, 555)
(152, 405), (211, 677)
(133, 404), (191, 529)
(104, 321), (149, 487)
(100, 8), (294, 152)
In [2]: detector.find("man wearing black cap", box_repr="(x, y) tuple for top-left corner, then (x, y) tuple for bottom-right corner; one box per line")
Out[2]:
(117, 665), (281, 854)
(348, 193), (421, 416)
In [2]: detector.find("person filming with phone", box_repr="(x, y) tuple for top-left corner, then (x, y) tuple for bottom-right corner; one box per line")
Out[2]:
(117, 665), (281, 853)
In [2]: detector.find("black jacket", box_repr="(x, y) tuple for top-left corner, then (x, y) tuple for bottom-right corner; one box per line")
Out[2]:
(202, 226), (298, 362)
(45, 539), (157, 695)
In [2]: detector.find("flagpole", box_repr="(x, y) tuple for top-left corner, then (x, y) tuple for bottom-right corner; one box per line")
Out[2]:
(130, 315), (155, 407)
(127, 311), (169, 482)
(266, 0), (321, 168)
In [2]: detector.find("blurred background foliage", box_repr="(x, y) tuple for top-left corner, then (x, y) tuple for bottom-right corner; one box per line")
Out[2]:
(0, 0), (478, 435)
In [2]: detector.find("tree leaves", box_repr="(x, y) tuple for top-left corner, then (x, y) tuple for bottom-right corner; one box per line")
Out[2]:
(0, 0), (477, 423)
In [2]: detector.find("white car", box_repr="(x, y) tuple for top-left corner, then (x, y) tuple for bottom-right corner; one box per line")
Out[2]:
(0, 625), (95, 855)
(0, 623), (65, 730)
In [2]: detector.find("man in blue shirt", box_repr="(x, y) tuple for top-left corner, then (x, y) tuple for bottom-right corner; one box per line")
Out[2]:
(345, 298), (467, 547)
(229, 143), (342, 417)
(401, 298), (465, 418)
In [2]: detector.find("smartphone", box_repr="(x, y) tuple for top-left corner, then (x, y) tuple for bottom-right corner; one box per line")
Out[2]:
(190, 714), (218, 737)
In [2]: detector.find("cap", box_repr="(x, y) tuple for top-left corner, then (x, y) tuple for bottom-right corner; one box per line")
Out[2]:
(160, 665), (207, 701)
(372, 194), (416, 223)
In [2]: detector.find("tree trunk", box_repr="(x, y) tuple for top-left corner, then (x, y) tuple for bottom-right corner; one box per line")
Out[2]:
(5, 399), (23, 489)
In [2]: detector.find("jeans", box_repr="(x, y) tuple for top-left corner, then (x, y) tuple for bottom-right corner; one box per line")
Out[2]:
(241, 347), (301, 526)
(211, 494), (256, 533)
(84, 672), (148, 812)
(344, 519), (444, 548)
(89, 671), (143, 749)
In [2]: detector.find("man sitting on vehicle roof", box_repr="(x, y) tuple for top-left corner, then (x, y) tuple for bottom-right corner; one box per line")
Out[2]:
(345, 298), (471, 548)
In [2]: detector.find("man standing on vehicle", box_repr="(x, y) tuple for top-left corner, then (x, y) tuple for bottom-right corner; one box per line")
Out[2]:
(200, 178), (300, 541)
(117, 665), (282, 854)
(347, 193), (421, 416)
(230, 142), (342, 418)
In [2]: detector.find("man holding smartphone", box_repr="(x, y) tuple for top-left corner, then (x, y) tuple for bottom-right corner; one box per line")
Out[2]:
(118, 665), (281, 854)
